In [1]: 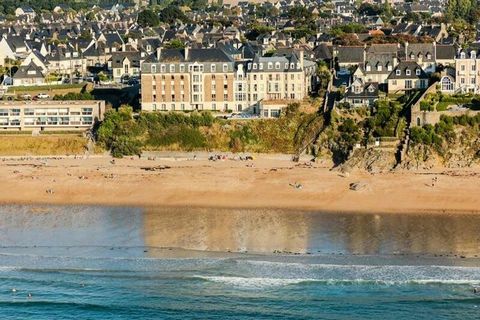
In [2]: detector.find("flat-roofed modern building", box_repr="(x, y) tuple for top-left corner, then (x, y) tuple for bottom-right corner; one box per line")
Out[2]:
(0, 100), (106, 131)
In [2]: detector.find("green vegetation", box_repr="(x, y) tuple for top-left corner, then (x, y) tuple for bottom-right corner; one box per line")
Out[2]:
(159, 5), (188, 24)
(53, 92), (94, 101)
(96, 103), (324, 157)
(137, 9), (160, 27)
(410, 114), (480, 159)
(420, 92), (480, 111)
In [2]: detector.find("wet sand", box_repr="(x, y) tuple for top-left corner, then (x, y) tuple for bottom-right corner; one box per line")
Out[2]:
(0, 155), (479, 214)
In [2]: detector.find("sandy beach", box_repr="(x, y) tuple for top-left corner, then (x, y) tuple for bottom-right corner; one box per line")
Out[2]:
(0, 153), (479, 214)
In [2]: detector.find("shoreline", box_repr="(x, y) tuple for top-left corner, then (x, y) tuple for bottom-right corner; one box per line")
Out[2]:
(0, 154), (478, 215)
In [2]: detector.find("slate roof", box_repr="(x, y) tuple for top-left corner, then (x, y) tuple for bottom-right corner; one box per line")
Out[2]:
(436, 45), (456, 60)
(388, 61), (428, 80)
(335, 46), (364, 64)
(345, 80), (379, 99)
(13, 62), (44, 79)
(147, 48), (234, 63)
(110, 51), (140, 68)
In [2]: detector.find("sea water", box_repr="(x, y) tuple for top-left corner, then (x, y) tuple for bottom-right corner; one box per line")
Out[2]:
(0, 206), (479, 319)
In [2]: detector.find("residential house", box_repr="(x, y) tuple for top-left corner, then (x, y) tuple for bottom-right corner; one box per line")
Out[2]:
(109, 51), (141, 82)
(344, 79), (379, 107)
(12, 62), (45, 86)
(387, 61), (428, 93)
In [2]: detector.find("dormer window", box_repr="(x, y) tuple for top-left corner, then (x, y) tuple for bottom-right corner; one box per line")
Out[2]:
(366, 64), (371, 71)
(275, 62), (280, 69)
(460, 52), (466, 59)
(377, 65), (382, 71)
(396, 69), (401, 76)
(253, 63), (257, 70)
(415, 68), (421, 76)
(354, 86), (362, 94)
(160, 64), (166, 73)
(368, 86), (374, 93)
(180, 64), (185, 72)
(387, 64), (392, 71)
(248, 63), (252, 70)
(471, 51), (477, 59)
(223, 64), (228, 72)
(406, 69), (411, 76)
(410, 53), (415, 60)
(151, 65), (157, 73)
(427, 53), (432, 60)
(211, 64), (216, 72)
(290, 63), (294, 69)
(284, 62), (288, 69)
(259, 63), (263, 70)
(169, 65), (175, 73)
(268, 62), (273, 69)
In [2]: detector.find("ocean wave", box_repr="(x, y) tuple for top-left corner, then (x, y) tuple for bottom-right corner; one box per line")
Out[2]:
(194, 275), (480, 288)
(0, 266), (18, 272)
(193, 275), (317, 288)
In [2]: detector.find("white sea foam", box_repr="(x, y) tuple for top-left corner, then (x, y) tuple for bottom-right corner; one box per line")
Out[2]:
(194, 275), (316, 288)
(0, 266), (18, 272)
(195, 275), (480, 288)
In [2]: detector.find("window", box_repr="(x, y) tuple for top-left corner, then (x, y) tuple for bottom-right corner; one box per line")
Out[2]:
(405, 80), (412, 89)
(441, 76), (453, 91)
(461, 65), (466, 71)
(473, 65), (477, 71)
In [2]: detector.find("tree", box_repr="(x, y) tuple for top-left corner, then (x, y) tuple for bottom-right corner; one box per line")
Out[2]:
(96, 106), (143, 158)
(164, 39), (185, 49)
(137, 9), (160, 27)
(159, 5), (188, 24)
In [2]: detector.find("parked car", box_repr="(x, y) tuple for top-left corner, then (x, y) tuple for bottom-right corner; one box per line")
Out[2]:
(37, 93), (50, 99)
(20, 93), (32, 100)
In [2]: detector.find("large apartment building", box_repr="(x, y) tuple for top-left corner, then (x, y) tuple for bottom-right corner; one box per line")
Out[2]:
(141, 48), (316, 116)
(455, 49), (480, 94)
(0, 100), (106, 131)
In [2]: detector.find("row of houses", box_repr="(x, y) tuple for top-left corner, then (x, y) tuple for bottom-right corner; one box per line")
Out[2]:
(326, 42), (480, 108)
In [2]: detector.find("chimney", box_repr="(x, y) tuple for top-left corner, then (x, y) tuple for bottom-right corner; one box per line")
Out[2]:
(184, 46), (189, 60)
(156, 47), (162, 61)
(299, 49), (304, 68)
